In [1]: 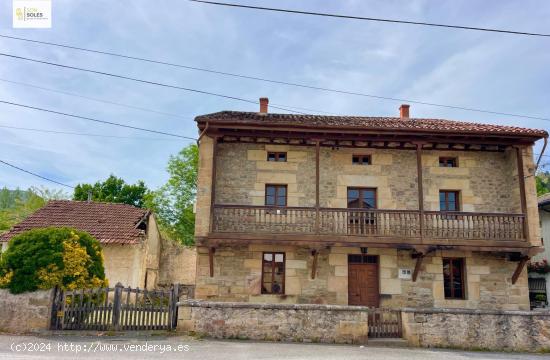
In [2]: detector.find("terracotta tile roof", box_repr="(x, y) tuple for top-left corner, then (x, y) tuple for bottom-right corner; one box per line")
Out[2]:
(195, 111), (548, 138)
(0, 200), (149, 245)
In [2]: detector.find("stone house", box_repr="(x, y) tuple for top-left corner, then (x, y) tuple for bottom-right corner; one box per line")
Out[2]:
(0, 200), (164, 288)
(192, 98), (547, 311)
(529, 194), (550, 308)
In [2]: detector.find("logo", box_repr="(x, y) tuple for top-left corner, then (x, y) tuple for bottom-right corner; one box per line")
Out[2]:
(13, 0), (51, 28)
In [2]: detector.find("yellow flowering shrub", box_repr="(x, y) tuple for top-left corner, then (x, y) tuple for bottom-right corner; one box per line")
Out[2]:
(0, 227), (107, 294)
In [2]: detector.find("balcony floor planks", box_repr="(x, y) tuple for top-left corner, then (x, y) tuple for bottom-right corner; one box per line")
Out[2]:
(199, 233), (534, 252)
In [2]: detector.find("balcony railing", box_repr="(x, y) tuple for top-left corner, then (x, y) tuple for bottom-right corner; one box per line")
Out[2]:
(212, 205), (526, 242)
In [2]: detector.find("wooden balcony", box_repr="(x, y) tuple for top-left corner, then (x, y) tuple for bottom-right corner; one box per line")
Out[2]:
(210, 205), (527, 248)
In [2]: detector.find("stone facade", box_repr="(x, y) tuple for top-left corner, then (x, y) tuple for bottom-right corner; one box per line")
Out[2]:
(101, 214), (163, 289)
(102, 244), (147, 288)
(103, 215), (195, 289)
(195, 245), (530, 310)
(158, 238), (197, 287)
(0, 289), (52, 334)
(194, 136), (540, 310)
(212, 142), (529, 217)
(178, 301), (369, 344)
(402, 308), (550, 352)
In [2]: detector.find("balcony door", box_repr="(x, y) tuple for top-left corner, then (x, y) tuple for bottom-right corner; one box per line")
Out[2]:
(347, 187), (377, 235)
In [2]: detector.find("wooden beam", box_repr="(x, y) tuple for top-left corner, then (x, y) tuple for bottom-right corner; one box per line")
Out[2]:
(208, 136), (219, 233)
(208, 247), (216, 277)
(415, 143), (425, 242)
(412, 253), (425, 282)
(203, 125), (539, 145)
(511, 256), (530, 284)
(515, 146), (530, 241)
(315, 140), (321, 234)
(311, 250), (319, 279)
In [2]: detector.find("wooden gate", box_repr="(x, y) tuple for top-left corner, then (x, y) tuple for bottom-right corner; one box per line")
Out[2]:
(367, 309), (402, 338)
(50, 283), (194, 331)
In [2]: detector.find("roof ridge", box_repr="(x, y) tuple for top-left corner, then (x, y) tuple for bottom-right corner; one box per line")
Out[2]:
(48, 199), (146, 210)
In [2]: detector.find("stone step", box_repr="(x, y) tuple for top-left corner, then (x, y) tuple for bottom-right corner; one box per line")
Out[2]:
(366, 338), (409, 348)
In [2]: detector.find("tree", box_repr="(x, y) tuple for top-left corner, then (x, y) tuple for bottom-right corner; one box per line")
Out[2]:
(0, 187), (67, 233)
(73, 175), (149, 208)
(0, 227), (107, 294)
(145, 144), (198, 245)
(536, 171), (550, 196)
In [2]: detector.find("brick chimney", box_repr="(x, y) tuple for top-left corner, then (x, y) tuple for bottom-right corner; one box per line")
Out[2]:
(399, 104), (410, 119)
(259, 97), (269, 113)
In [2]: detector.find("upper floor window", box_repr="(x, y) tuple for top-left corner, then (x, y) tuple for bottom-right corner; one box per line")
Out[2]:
(352, 155), (371, 165)
(265, 184), (287, 207)
(443, 258), (465, 299)
(439, 157), (458, 167)
(262, 252), (285, 294)
(347, 187), (377, 209)
(440, 190), (459, 211)
(267, 152), (287, 162)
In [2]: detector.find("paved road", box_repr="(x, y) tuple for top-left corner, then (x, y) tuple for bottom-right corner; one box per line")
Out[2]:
(0, 334), (547, 360)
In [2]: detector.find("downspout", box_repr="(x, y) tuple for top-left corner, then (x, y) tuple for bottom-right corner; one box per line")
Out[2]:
(197, 122), (209, 147)
(535, 135), (549, 172)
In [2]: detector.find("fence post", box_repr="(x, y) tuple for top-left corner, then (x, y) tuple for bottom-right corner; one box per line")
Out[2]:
(170, 283), (180, 329)
(49, 286), (60, 330)
(112, 282), (123, 330)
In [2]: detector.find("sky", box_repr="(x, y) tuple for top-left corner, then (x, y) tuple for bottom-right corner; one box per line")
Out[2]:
(0, 0), (549, 194)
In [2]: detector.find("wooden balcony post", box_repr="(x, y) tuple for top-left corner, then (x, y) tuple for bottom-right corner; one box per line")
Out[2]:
(515, 146), (530, 241)
(315, 140), (321, 234)
(415, 143), (425, 241)
(209, 136), (219, 233)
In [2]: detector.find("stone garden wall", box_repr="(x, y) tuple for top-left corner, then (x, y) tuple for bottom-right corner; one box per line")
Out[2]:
(177, 300), (369, 344)
(402, 308), (550, 352)
(0, 289), (53, 334)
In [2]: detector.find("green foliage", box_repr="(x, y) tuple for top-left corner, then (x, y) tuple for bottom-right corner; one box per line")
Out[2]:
(536, 172), (550, 196)
(145, 144), (198, 245)
(0, 227), (106, 294)
(0, 187), (67, 233)
(73, 175), (149, 208)
(0, 188), (31, 209)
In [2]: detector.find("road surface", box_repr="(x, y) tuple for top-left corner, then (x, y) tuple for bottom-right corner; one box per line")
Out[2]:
(0, 334), (546, 360)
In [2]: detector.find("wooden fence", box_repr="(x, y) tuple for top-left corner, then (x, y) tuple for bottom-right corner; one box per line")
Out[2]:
(50, 283), (194, 331)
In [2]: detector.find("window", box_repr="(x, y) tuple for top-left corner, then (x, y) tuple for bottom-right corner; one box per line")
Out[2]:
(352, 155), (371, 165)
(443, 258), (465, 299)
(267, 152), (287, 162)
(265, 184), (287, 206)
(261, 252), (285, 294)
(347, 188), (377, 209)
(439, 157), (458, 167)
(348, 254), (378, 264)
(439, 190), (459, 211)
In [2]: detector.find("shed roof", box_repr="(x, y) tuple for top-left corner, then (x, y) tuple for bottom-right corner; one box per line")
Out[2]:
(0, 200), (149, 245)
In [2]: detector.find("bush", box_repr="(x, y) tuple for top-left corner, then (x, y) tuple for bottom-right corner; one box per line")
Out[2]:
(0, 227), (107, 294)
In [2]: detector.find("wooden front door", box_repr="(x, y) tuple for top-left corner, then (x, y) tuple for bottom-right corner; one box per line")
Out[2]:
(348, 254), (379, 307)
